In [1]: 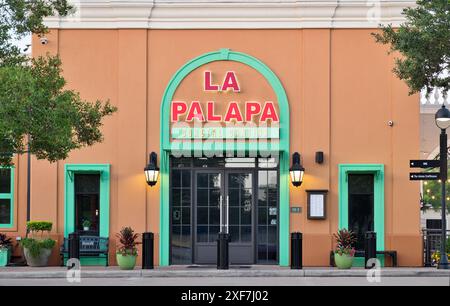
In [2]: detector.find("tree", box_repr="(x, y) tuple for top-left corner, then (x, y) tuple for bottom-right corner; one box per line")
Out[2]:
(0, 0), (117, 166)
(422, 172), (450, 212)
(373, 0), (450, 96)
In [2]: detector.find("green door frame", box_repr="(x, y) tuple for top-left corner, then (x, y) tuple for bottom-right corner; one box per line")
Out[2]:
(0, 166), (14, 228)
(160, 49), (290, 266)
(338, 164), (385, 252)
(64, 164), (110, 238)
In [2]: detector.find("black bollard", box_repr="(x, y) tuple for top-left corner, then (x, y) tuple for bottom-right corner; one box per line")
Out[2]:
(424, 233), (432, 267)
(217, 232), (230, 270)
(68, 232), (80, 261)
(364, 231), (377, 269)
(290, 232), (303, 269)
(142, 232), (154, 269)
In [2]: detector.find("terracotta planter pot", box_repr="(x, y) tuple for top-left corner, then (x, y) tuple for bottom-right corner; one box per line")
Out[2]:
(334, 253), (354, 269)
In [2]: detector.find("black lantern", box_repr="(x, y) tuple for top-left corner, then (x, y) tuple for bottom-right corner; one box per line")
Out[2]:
(144, 152), (159, 186)
(289, 152), (305, 187)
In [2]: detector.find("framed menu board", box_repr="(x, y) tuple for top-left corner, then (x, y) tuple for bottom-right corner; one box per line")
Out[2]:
(306, 190), (327, 220)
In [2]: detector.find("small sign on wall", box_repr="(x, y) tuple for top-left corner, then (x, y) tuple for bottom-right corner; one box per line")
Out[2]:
(290, 207), (302, 213)
(306, 190), (327, 220)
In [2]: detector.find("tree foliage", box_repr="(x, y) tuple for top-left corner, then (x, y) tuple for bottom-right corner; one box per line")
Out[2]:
(0, 0), (117, 166)
(422, 170), (450, 212)
(373, 0), (450, 96)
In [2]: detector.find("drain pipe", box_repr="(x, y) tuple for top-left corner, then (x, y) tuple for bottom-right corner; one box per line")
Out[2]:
(26, 135), (31, 222)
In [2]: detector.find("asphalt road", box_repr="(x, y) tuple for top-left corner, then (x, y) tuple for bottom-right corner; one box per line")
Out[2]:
(0, 277), (448, 286)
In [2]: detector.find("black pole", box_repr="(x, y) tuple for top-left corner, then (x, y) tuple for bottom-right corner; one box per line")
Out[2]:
(26, 136), (31, 222)
(290, 232), (302, 269)
(424, 231), (432, 267)
(142, 232), (154, 269)
(68, 232), (80, 268)
(217, 232), (229, 270)
(438, 130), (449, 269)
(364, 231), (377, 269)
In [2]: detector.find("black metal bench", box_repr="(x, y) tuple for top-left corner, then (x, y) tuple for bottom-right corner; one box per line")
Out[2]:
(60, 236), (109, 266)
(329, 250), (398, 267)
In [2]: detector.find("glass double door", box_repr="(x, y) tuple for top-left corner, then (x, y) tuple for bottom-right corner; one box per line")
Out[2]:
(194, 170), (254, 264)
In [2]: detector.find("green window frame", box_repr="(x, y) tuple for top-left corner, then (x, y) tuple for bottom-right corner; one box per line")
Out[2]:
(0, 166), (14, 228)
(64, 164), (110, 238)
(338, 164), (385, 252)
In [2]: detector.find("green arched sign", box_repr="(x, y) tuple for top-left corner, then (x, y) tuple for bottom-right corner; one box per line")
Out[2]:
(160, 49), (290, 266)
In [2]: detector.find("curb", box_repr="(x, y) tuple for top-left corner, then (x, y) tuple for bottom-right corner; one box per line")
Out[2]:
(0, 269), (449, 279)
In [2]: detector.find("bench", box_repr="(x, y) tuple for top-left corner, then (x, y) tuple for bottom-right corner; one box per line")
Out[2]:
(60, 236), (109, 266)
(329, 250), (397, 267)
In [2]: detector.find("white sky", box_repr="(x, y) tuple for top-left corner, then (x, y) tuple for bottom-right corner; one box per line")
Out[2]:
(14, 34), (32, 54)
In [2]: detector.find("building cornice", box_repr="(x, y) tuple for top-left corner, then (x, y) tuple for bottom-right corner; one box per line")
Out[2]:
(44, 0), (415, 29)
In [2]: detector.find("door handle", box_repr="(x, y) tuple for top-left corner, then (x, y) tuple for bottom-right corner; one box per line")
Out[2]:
(226, 195), (229, 234)
(219, 195), (223, 232)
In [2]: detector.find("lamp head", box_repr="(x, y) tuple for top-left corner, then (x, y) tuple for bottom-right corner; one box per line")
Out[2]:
(289, 152), (305, 187)
(144, 152), (159, 186)
(435, 105), (450, 130)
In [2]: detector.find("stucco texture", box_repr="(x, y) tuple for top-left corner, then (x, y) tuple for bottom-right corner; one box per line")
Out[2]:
(0, 29), (421, 267)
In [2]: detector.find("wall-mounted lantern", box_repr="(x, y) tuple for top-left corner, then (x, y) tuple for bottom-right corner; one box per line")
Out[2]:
(315, 151), (324, 164)
(289, 152), (305, 187)
(144, 152), (159, 186)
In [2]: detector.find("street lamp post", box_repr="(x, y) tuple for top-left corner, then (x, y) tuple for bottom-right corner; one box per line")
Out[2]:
(435, 105), (450, 269)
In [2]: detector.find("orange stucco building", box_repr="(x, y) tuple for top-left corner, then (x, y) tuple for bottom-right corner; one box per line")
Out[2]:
(0, 0), (423, 267)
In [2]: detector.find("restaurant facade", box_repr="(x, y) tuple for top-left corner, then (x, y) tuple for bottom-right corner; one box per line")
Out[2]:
(1, 0), (423, 266)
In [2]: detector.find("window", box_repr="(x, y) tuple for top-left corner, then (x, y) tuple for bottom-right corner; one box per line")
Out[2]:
(64, 164), (110, 241)
(0, 168), (14, 228)
(169, 156), (279, 265)
(338, 164), (385, 265)
(257, 170), (278, 263)
(170, 163), (192, 264)
(348, 174), (374, 251)
(74, 174), (100, 235)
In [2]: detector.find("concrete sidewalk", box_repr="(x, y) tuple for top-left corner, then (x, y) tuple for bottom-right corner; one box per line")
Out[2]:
(0, 266), (449, 279)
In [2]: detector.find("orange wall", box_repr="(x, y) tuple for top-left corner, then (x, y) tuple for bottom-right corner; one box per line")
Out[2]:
(1, 29), (421, 267)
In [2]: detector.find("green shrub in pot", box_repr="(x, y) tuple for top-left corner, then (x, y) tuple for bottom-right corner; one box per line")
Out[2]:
(26, 221), (53, 232)
(20, 221), (56, 267)
(82, 220), (92, 231)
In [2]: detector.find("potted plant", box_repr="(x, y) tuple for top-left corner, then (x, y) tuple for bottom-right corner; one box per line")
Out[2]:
(82, 219), (92, 231)
(0, 233), (12, 267)
(116, 227), (140, 270)
(20, 221), (56, 267)
(333, 228), (357, 269)
(431, 237), (450, 265)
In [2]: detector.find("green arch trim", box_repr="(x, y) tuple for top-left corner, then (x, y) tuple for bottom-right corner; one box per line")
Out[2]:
(159, 49), (290, 266)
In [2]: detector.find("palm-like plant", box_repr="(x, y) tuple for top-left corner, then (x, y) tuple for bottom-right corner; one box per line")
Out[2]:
(116, 227), (140, 256)
(333, 228), (357, 256)
(0, 233), (12, 249)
